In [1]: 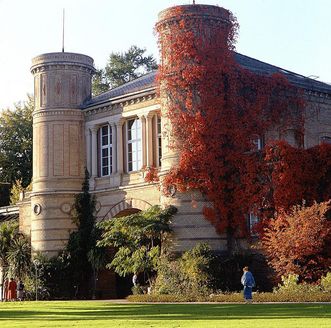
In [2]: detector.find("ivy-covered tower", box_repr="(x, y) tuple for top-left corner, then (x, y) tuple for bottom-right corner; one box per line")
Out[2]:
(156, 5), (233, 251)
(30, 52), (95, 256)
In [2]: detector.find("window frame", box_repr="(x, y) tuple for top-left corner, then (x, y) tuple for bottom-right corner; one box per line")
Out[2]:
(126, 118), (142, 172)
(100, 124), (112, 177)
(248, 212), (259, 236)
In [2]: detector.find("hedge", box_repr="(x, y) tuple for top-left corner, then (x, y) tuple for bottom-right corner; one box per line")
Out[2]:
(127, 291), (331, 303)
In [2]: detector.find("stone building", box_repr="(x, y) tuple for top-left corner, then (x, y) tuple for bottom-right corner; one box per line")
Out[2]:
(16, 4), (331, 296)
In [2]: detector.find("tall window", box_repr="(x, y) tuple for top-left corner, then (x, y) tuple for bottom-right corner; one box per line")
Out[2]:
(127, 118), (142, 172)
(252, 135), (262, 150)
(100, 125), (112, 176)
(249, 213), (259, 236)
(157, 117), (162, 167)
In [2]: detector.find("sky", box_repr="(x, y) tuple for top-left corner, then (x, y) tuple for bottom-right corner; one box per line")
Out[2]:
(1, 0), (331, 109)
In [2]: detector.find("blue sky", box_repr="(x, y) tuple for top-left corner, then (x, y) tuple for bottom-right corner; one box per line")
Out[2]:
(1, 0), (330, 109)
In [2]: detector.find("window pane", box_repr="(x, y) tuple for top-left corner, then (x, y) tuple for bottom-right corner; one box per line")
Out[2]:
(102, 157), (108, 166)
(100, 125), (112, 177)
(101, 125), (108, 136)
(102, 148), (108, 157)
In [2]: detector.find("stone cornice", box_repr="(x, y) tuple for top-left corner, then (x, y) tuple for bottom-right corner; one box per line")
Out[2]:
(33, 108), (84, 119)
(31, 52), (95, 75)
(84, 91), (158, 117)
(31, 64), (95, 75)
(304, 89), (331, 99)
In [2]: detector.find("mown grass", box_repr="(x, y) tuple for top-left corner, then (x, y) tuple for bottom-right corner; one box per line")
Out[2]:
(0, 301), (330, 328)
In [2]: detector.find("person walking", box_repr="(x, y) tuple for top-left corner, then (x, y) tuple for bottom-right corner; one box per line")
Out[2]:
(132, 273), (138, 287)
(241, 266), (255, 303)
(3, 278), (9, 301)
(8, 278), (17, 301)
(17, 280), (25, 301)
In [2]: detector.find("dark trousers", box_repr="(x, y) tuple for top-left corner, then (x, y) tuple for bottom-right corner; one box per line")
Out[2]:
(243, 286), (253, 300)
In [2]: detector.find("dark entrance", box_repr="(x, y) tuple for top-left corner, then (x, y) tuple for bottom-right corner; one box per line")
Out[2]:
(95, 207), (141, 299)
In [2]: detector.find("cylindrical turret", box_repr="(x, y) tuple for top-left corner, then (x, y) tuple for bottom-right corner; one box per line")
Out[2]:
(157, 5), (232, 251)
(30, 52), (95, 256)
(157, 4), (231, 171)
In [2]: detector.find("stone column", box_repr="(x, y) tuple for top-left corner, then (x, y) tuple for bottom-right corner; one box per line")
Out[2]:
(85, 129), (91, 175)
(140, 115), (147, 167)
(146, 113), (154, 167)
(110, 122), (117, 174)
(90, 127), (98, 179)
(116, 120), (124, 174)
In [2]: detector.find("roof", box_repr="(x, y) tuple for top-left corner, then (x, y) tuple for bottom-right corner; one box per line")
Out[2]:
(84, 52), (331, 108)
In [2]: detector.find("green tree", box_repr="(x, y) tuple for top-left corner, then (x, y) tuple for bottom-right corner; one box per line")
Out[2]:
(87, 227), (107, 299)
(0, 95), (33, 188)
(0, 220), (18, 269)
(97, 205), (177, 286)
(92, 45), (158, 96)
(6, 234), (31, 279)
(10, 180), (32, 205)
(66, 168), (101, 298)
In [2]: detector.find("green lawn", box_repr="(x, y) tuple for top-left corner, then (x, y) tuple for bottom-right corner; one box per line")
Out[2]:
(0, 301), (330, 328)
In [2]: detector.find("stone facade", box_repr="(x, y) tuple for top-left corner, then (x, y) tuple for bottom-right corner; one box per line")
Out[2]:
(18, 5), (331, 260)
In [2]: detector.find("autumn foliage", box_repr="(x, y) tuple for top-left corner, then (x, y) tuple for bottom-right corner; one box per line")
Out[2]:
(261, 201), (331, 282)
(155, 5), (331, 252)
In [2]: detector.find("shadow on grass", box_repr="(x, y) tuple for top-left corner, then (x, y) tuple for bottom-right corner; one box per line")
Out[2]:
(0, 303), (330, 322)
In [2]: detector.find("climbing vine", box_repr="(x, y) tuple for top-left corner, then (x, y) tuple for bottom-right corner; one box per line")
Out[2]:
(155, 6), (330, 249)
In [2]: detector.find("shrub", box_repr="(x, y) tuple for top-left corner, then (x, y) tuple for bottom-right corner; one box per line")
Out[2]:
(275, 274), (321, 294)
(127, 290), (331, 303)
(261, 201), (331, 283)
(152, 243), (214, 297)
(320, 272), (331, 292)
(131, 284), (145, 295)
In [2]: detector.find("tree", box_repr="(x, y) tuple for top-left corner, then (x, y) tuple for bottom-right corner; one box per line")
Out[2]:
(92, 45), (158, 95)
(66, 168), (102, 298)
(87, 228), (107, 299)
(97, 205), (177, 286)
(0, 220), (31, 281)
(6, 234), (31, 280)
(0, 95), (33, 189)
(10, 180), (32, 205)
(261, 201), (331, 283)
(0, 220), (18, 270)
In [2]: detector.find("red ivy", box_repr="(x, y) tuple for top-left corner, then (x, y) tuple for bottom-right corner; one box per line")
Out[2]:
(155, 6), (329, 245)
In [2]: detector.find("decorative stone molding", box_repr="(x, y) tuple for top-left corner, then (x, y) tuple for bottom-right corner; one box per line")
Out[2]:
(33, 203), (42, 215)
(101, 198), (152, 221)
(83, 93), (158, 117)
(60, 203), (72, 214)
(31, 52), (95, 75)
(33, 109), (84, 119)
(304, 89), (331, 99)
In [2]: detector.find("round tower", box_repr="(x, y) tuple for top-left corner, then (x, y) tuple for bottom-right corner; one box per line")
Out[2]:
(157, 4), (231, 171)
(30, 52), (95, 256)
(156, 5), (232, 251)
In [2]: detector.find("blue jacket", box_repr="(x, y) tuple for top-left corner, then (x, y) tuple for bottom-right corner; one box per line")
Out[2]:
(241, 271), (255, 288)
